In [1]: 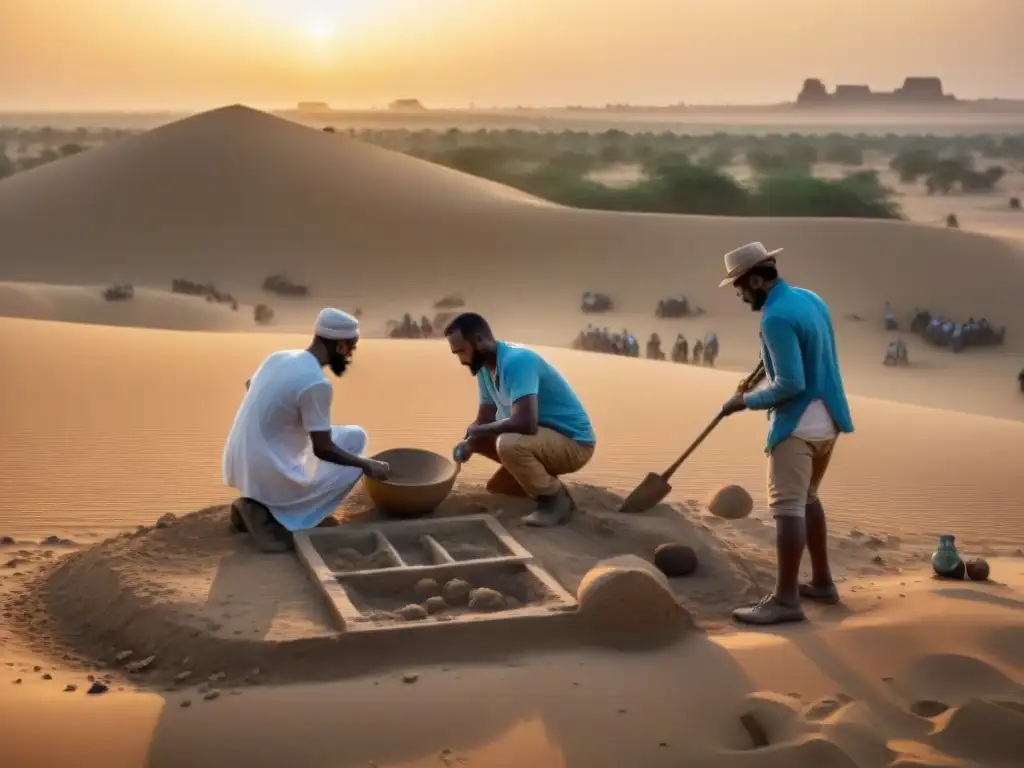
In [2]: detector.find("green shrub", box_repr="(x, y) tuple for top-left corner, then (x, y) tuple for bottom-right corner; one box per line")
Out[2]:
(753, 175), (902, 219)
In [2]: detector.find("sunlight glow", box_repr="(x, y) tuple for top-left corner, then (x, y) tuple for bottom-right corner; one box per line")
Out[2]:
(303, 18), (336, 41)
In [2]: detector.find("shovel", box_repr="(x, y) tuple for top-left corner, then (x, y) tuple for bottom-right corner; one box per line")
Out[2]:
(617, 361), (766, 514)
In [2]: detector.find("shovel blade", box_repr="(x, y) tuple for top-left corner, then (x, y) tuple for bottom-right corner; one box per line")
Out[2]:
(618, 472), (672, 514)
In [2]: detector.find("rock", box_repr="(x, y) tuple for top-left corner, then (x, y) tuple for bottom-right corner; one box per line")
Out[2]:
(577, 555), (692, 641)
(402, 672), (419, 684)
(203, 689), (221, 701)
(180, 699), (192, 708)
(414, 578), (440, 600)
(442, 578), (472, 606)
(114, 650), (134, 662)
(155, 513), (177, 529)
(87, 681), (109, 695)
(0, 536), (14, 546)
(653, 543), (698, 577)
(424, 596), (447, 614)
(125, 655), (156, 673)
(468, 587), (506, 612)
(208, 672), (225, 682)
(505, 596), (522, 610)
(965, 558), (990, 581)
(64, 684), (77, 692)
(705, 485), (754, 520)
(175, 671), (192, 682)
(397, 603), (428, 621)
(42, 673), (52, 680)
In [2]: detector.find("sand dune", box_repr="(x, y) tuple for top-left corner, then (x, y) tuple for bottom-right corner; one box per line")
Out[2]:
(2, 551), (1021, 767)
(0, 282), (258, 331)
(1, 106), (1021, 424)
(1, 104), (1022, 767)
(2, 318), (1021, 552)
(0, 106), (1022, 338)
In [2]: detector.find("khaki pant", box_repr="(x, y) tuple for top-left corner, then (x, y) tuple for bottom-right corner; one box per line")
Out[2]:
(470, 428), (594, 497)
(767, 436), (837, 518)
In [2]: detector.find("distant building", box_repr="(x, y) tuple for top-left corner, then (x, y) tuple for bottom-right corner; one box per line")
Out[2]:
(389, 99), (426, 111)
(796, 77), (955, 106)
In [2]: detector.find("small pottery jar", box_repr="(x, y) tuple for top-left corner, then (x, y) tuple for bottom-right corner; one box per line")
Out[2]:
(932, 534), (963, 578)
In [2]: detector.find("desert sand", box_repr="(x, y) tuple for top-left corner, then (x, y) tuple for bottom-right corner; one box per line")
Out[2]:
(1, 106), (1021, 767)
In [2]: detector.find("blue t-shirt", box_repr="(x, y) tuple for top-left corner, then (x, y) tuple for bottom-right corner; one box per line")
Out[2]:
(476, 342), (595, 445)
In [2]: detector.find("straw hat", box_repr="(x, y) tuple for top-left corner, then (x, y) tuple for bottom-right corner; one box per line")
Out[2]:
(717, 242), (783, 288)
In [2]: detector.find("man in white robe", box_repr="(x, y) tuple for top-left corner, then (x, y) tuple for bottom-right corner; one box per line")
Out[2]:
(223, 308), (390, 551)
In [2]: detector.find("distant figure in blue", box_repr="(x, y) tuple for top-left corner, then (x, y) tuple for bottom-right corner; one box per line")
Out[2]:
(717, 243), (854, 626)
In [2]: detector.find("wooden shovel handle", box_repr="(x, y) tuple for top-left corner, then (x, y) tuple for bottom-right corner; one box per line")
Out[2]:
(660, 361), (766, 481)
(661, 414), (723, 480)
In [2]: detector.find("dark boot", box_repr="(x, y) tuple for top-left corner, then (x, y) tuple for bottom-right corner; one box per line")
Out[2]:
(522, 485), (576, 527)
(232, 498), (294, 553)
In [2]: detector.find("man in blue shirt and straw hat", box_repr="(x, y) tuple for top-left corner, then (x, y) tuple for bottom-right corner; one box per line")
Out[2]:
(717, 242), (854, 626)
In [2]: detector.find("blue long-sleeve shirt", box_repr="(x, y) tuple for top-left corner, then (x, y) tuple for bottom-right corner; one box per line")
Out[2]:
(742, 280), (854, 453)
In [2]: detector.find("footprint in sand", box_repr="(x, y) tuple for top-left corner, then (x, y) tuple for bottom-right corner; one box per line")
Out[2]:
(910, 699), (950, 718)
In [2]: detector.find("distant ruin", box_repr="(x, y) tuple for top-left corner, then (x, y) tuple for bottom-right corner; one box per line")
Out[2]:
(389, 99), (426, 111)
(796, 77), (956, 107)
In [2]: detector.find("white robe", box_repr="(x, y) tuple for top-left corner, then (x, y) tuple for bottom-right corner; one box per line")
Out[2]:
(223, 350), (367, 531)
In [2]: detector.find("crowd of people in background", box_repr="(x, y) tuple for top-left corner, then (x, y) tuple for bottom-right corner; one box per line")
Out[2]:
(884, 301), (1006, 353)
(572, 326), (720, 365)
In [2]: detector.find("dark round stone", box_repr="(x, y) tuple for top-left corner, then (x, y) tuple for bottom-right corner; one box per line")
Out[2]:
(654, 543), (698, 578)
(965, 558), (990, 581)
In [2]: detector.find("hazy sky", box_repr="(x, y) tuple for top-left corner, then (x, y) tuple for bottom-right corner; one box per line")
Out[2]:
(1, 0), (1021, 110)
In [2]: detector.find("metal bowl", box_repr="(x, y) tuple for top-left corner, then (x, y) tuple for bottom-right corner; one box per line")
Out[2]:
(362, 448), (459, 518)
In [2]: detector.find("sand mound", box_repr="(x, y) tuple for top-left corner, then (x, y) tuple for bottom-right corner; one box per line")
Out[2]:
(576, 555), (693, 645)
(6, 482), (764, 684)
(731, 692), (1024, 768)
(707, 484), (755, 520)
(901, 653), (1020, 703)
(0, 281), (254, 330)
(0, 105), (548, 290)
(931, 697), (1024, 763)
(818, 701), (896, 767)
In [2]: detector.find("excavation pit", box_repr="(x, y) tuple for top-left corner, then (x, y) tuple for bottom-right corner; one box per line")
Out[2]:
(295, 514), (577, 633)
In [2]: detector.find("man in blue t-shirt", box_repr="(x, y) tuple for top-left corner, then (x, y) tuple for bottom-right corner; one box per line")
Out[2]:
(717, 242), (853, 627)
(446, 313), (596, 527)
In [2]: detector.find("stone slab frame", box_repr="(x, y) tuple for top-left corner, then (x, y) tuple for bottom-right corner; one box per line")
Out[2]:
(294, 514), (577, 634)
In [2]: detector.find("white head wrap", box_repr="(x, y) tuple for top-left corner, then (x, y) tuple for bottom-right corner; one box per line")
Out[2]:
(314, 308), (360, 340)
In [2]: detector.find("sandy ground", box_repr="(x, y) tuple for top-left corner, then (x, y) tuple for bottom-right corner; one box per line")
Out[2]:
(0, 106), (1022, 767)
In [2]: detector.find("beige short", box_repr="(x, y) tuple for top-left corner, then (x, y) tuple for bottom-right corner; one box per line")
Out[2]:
(767, 436), (837, 518)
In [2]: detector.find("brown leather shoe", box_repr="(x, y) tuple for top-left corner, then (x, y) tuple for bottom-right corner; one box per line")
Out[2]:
(485, 467), (528, 497)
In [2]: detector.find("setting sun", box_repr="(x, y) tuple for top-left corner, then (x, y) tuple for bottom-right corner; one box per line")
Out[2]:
(303, 18), (336, 41)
